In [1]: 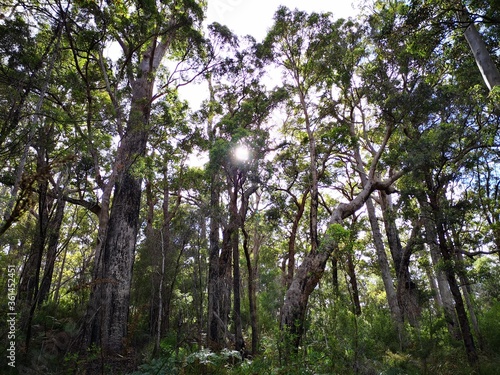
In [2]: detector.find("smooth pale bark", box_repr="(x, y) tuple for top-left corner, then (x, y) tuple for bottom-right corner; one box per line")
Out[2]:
(462, 19), (500, 91)
(433, 215), (478, 365)
(420, 181), (478, 364)
(351, 120), (403, 328)
(365, 198), (403, 325)
(420, 199), (460, 339)
(424, 261), (443, 312)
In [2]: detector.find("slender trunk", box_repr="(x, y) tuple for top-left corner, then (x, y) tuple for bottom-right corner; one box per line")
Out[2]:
(424, 185), (478, 365)
(419, 197), (460, 339)
(351, 121), (401, 326)
(346, 247), (362, 316)
(380, 191), (421, 325)
(19, 139), (50, 350)
(208, 174), (223, 349)
(280, 67), (321, 356)
(219, 225), (233, 347)
(243, 225), (259, 356)
(434, 218), (478, 365)
(459, 10), (500, 91)
(154, 229), (166, 356)
(365, 198), (403, 325)
(331, 253), (339, 295)
(453, 233), (482, 349)
(424, 260), (443, 312)
(233, 223), (244, 352)
(38, 197), (66, 304)
(243, 191), (262, 356)
(195, 217), (205, 349)
(53, 240), (68, 306)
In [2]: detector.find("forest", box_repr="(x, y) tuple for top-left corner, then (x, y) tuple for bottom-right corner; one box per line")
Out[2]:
(1, 0), (500, 374)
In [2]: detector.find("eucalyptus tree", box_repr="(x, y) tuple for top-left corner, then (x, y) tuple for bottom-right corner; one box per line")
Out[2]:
(0, 4), (91, 354)
(262, 8), (404, 354)
(374, 0), (500, 91)
(200, 29), (285, 351)
(368, 0), (500, 365)
(50, 0), (207, 354)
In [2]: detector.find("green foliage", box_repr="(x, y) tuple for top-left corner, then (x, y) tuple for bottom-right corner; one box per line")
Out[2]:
(326, 223), (351, 244)
(480, 300), (500, 353)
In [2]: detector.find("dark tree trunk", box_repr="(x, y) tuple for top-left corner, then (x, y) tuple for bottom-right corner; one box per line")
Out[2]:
(38, 197), (66, 304)
(82, 39), (170, 354)
(18, 139), (50, 350)
(207, 174), (223, 349)
(380, 191), (421, 325)
(346, 251), (361, 316)
(232, 224), (244, 352)
(85, 169), (143, 354)
(430, 200), (478, 365)
(331, 253), (339, 295)
(243, 226), (258, 355)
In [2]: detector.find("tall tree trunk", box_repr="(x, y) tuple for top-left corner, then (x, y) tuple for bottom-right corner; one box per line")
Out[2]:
(345, 244), (362, 316)
(280, 177), (398, 354)
(38, 196), (66, 305)
(433, 216), (478, 365)
(424, 184), (478, 365)
(285, 191), (308, 288)
(380, 191), (421, 325)
(83, 39), (170, 354)
(458, 7), (500, 91)
(242, 189), (262, 356)
(365, 198), (403, 327)
(419, 197), (460, 339)
(232, 222), (244, 352)
(207, 173), (223, 349)
(455, 249), (482, 349)
(351, 121), (402, 328)
(243, 226), (258, 356)
(18, 135), (50, 350)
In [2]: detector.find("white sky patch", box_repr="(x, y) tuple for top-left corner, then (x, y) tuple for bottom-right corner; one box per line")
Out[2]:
(233, 144), (251, 162)
(206, 0), (360, 41)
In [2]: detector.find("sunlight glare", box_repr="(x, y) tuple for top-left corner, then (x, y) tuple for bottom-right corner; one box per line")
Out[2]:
(234, 145), (250, 162)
